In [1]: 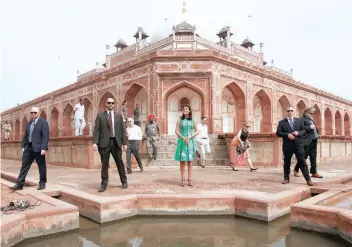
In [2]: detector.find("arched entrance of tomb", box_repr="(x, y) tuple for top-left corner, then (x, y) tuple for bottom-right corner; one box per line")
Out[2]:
(324, 107), (333, 135)
(221, 82), (246, 133)
(167, 87), (202, 135)
(123, 83), (148, 130)
(253, 90), (272, 133)
(15, 119), (20, 140)
(40, 111), (47, 120)
(296, 100), (307, 118)
(62, 103), (74, 136)
(313, 104), (322, 131)
(335, 110), (342, 136)
(22, 116), (28, 138)
(50, 107), (59, 137)
(344, 112), (351, 136)
(83, 98), (93, 135)
(277, 95), (291, 123)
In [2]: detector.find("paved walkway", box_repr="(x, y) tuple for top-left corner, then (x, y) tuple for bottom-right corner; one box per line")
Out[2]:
(1, 158), (352, 197)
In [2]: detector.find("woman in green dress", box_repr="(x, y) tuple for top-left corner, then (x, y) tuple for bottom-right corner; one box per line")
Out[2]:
(174, 105), (199, 186)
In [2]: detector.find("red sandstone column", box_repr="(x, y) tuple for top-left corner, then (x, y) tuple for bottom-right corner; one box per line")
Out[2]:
(273, 135), (280, 167)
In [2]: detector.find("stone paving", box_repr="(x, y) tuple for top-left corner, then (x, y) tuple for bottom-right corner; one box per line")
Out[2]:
(1, 158), (351, 197)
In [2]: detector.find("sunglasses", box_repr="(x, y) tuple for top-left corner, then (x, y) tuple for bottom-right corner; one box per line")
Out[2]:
(30, 112), (38, 114)
(287, 110), (293, 112)
(107, 102), (115, 105)
(309, 112), (314, 114)
(128, 121), (132, 123)
(246, 126), (250, 128)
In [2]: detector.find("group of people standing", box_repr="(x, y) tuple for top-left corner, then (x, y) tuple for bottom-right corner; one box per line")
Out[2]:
(9, 99), (321, 193)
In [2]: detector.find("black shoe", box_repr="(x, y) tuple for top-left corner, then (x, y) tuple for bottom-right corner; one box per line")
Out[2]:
(282, 179), (290, 184)
(153, 156), (157, 160)
(37, 184), (45, 190)
(140, 168), (144, 172)
(98, 186), (106, 192)
(11, 184), (23, 191)
(127, 171), (132, 174)
(122, 183), (128, 189)
(148, 157), (153, 162)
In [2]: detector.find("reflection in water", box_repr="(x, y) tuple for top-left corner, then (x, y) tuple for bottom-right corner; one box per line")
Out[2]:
(17, 216), (347, 247)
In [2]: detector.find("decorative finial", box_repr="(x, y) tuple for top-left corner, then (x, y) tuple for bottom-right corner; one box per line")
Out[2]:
(182, 0), (187, 21)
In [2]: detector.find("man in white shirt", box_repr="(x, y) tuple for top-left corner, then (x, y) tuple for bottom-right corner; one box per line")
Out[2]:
(196, 117), (211, 168)
(73, 99), (86, 136)
(126, 117), (144, 174)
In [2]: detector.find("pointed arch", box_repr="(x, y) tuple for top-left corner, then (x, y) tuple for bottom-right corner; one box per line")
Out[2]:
(312, 104), (322, 131)
(277, 95), (291, 122)
(324, 107), (333, 135)
(344, 112), (351, 136)
(335, 110), (342, 136)
(296, 100), (307, 117)
(62, 103), (74, 136)
(50, 107), (59, 137)
(22, 116), (28, 137)
(98, 91), (117, 112)
(222, 81), (246, 133)
(15, 118), (20, 140)
(83, 97), (93, 135)
(253, 89), (272, 133)
(123, 83), (148, 118)
(163, 81), (206, 134)
(40, 110), (47, 120)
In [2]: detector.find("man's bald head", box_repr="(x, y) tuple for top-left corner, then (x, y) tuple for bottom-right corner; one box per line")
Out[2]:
(30, 107), (40, 120)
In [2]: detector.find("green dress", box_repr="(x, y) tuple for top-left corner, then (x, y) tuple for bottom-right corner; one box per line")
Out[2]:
(174, 118), (196, 162)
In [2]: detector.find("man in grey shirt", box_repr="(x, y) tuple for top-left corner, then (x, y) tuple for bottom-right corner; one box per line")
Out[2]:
(144, 114), (160, 162)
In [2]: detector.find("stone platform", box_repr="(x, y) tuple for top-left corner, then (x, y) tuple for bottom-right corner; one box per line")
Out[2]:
(1, 158), (352, 245)
(0, 180), (79, 247)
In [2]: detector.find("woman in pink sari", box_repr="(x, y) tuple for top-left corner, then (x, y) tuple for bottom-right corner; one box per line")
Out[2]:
(232, 123), (257, 172)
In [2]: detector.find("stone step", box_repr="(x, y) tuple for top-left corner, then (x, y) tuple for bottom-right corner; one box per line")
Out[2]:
(156, 139), (226, 145)
(141, 158), (230, 166)
(145, 145), (228, 153)
(140, 151), (229, 159)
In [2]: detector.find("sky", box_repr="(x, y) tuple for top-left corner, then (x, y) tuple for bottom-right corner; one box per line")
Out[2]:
(1, 0), (352, 111)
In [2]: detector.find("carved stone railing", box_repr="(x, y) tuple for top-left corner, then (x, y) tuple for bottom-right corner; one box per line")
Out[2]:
(109, 43), (137, 59)
(265, 66), (292, 78)
(196, 36), (232, 54)
(136, 36), (173, 56)
(175, 35), (194, 41)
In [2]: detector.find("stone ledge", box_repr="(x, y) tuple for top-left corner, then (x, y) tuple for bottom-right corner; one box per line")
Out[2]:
(291, 190), (352, 244)
(0, 180), (79, 247)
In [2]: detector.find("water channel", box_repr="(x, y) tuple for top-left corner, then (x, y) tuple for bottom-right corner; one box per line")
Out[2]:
(17, 216), (348, 247)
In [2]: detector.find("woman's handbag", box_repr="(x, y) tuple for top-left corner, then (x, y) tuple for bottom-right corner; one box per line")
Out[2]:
(231, 136), (239, 147)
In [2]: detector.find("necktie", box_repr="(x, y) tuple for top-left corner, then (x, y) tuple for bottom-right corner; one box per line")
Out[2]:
(289, 118), (294, 129)
(29, 120), (36, 143)
(108, 112), (113, 137)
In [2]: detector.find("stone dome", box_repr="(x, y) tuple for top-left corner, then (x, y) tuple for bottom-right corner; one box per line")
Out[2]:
(174, 21), (195, 34)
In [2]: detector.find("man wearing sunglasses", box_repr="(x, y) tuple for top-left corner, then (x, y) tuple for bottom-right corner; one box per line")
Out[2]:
(11, 107), (49, 191)
(93, 98), (128, 192)
(276, 106), (314, 186)
(293, 107), (323, 179)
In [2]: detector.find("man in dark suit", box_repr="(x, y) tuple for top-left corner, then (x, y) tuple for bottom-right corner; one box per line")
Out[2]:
(93, 97), (128, 192)
(11, 107), (49, 190)
(293, 107), (323, 178)
(276, 106), (314, 186)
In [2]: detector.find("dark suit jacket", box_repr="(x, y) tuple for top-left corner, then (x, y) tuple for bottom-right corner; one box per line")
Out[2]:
(276, 117), (307, 151)
(22, 117), (49, 152)
(300, 115), (320, 146)
(93, 111), (127, 148)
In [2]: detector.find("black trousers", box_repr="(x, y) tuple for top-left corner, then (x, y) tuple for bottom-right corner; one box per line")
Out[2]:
(283, 143), (311, 181)
(126, 140), (143, 172)
(98, 138), (127, 186)
(294, 139), (318, 174)
(16, 143), (47, 186)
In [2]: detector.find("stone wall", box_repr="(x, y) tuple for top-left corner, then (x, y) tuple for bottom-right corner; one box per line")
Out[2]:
(222, 133), (352, 167)
(2, 135), (352, 168)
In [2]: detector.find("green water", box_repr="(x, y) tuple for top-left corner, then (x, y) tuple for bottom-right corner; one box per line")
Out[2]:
(17, 216), (348, 247)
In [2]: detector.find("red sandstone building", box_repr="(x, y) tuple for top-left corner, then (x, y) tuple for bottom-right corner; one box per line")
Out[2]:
(2, 22), (352, 167)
